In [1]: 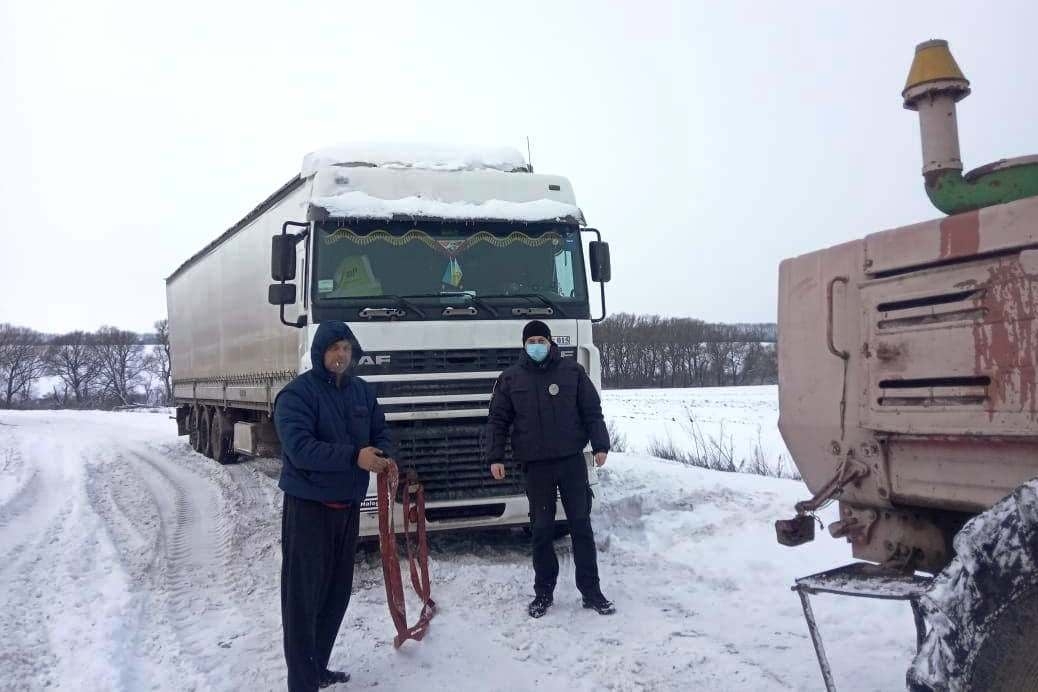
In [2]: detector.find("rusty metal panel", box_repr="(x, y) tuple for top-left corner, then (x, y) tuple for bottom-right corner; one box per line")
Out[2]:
(778, 239), (876, 497)
(860, 250), (1038, 435)
(864, 195), (1038, 276)
(885, 437), (1038, 512)
(779, 206), (1038, 529)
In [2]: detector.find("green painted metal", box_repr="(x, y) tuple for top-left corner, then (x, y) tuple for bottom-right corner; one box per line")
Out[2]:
(926, 162), (1038, 215)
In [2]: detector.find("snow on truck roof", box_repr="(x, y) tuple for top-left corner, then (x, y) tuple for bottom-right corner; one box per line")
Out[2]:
(309, 190), (581, 223)
(304, 142), (582, 224)
(167, 143), (581, 282)
(300, 143), (532, 176)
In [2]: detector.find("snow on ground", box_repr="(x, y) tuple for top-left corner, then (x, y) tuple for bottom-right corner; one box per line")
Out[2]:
(603, 386), (794, 475)
(0, 388), (917, 691)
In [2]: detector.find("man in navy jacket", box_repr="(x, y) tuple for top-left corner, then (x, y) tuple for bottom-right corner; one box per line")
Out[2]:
(274, 321), (393, 691)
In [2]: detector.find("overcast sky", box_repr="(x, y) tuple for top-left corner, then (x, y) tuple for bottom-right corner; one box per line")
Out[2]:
(2, 0), (1035, 333)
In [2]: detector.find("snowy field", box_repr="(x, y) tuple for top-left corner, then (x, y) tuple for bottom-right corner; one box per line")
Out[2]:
(0, 387), (918, 691)
(602, 386), (794, 476)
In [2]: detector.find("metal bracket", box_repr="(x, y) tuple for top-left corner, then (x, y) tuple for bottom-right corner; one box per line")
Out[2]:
(829, 506), (879, 544)
(795, 456), (869, 515)
(775, 456), (870, 546)
(793, 562), (932, 691)
(442, 306), (477, 317)
(511, 306), (554, 317)
(360, 307), (407, 319)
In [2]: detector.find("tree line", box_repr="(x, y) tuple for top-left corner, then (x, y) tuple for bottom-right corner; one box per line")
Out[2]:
(1, 313), (778, 408)
(0, 321), (171, 409)
(593, 313), (777, 389)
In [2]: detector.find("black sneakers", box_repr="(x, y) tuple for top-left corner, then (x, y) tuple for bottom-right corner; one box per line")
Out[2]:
(582, 592), (616, 615)
(527, 593), (554, 618)
(319, 668), (351, 688)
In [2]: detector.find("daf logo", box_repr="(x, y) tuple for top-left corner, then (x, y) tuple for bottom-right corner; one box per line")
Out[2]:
(358, 354), (391, 366)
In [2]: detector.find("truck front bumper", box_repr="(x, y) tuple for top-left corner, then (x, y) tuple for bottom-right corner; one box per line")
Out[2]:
(358, 452), (599, 538)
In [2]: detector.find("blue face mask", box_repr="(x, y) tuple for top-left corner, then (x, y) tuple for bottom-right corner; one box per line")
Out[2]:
(525, 342), (549, 362)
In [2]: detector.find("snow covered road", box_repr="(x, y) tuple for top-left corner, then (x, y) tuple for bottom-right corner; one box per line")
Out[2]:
(0, 399), (918, 691)
(0, 411), (284, 690)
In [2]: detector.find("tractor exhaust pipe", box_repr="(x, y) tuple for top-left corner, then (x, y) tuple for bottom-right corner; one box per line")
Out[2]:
(903, 40), (970, 181)
(903, 39), (1038, 215)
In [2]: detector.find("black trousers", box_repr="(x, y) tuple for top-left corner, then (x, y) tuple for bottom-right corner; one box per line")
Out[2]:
(281, 494), (360, 692)
(525, 453), (600, 598)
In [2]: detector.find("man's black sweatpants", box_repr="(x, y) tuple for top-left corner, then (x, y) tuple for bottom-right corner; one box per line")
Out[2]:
(525, 453), (600, 598)
(281, 494), (360, 692)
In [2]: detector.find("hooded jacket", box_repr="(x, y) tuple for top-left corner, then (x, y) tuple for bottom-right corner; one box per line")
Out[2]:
(274, 321), (394, 503)
(485, 343), (610, 465)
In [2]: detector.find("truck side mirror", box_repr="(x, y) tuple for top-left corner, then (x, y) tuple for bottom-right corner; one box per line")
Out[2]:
(268, 283), (297, 305)
(589, 241), (611, 283)
(271, 235), (297, 281)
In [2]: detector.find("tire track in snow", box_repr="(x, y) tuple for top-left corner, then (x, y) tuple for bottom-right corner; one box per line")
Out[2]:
(123, 444), (285, 690)
(81, 439), (287, 691)
(0, 466), (40, 533)
(0, 414), (287, 691)
(0, 496), (68, 690)
(1, 428), (135, 691)
(84, 451), (197, 691)
(0, 432), (54, 569)
(128, 449), (246, 678)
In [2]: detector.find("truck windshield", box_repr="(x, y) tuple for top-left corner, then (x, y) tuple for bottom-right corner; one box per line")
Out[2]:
(312, 220), (589, 318)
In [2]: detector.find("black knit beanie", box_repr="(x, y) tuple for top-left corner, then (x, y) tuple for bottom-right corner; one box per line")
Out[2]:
(522, 320), (552, 343)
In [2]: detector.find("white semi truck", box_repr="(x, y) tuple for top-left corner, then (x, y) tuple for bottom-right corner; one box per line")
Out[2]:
(166, 144), (611, 537)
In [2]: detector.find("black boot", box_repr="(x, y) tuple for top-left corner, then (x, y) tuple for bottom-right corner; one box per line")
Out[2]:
(319, 668), (351, 688)
(582, 592), (615, 615)
(527, 593), (553, 618)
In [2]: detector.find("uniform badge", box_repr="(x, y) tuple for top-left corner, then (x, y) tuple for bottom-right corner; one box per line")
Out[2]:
(548, 383), (560, 396)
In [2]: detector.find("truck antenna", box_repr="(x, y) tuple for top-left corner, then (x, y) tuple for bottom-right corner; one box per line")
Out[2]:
(526, 136), (533, 171)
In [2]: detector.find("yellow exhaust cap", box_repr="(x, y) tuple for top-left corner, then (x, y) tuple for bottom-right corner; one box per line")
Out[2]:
(903, 39), (970, 104)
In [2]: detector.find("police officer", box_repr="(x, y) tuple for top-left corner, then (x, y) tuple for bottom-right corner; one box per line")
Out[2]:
(486, 320), (614, 618)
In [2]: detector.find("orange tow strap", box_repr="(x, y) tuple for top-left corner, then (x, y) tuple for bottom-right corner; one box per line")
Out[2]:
(376, 461), (436, 648)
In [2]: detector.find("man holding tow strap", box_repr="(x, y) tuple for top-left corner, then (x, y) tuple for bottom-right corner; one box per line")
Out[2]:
(486, 320), (615, 618)
(274, 320), (394, 691)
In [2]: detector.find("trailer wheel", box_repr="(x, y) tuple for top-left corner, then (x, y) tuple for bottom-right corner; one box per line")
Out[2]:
(189, 405), (205, 453)
(209, 410), (237, 465)
(197, 406), (212, 459)
(908, 479), (1038, 691)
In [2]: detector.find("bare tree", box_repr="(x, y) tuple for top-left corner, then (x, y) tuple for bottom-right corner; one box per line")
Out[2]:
(45, 331), (101, 406)
(0, 324), (46, 408)
(90, 326), (146, 406)
(145, 318), (173, 406)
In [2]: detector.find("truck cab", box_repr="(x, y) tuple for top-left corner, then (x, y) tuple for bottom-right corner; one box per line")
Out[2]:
(168, 144), (611, 538)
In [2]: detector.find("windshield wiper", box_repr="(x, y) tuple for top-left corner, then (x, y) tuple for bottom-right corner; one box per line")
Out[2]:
(358, 295), (427, 318)
(400, 292), (499, 317)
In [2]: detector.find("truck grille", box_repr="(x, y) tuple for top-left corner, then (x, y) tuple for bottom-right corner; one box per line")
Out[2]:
(389, 418), (525, 502)
(381, 401), (490, 415)
(356, 347), (576, 377)
(356, 348), (520, 376)
(374, 378), (497, 398)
